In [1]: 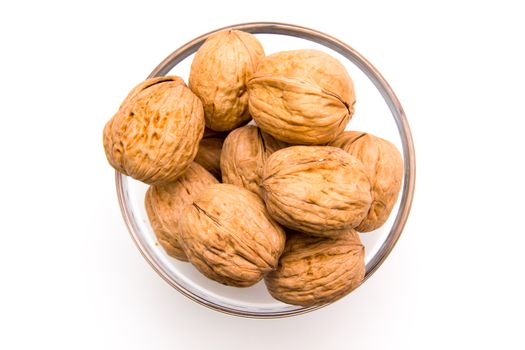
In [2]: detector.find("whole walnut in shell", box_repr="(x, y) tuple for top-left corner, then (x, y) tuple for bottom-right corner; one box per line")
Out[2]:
(195, 137), (224, 180)
(329, 131), (403, 232)
(248, 49), (355, 144)
(265, 230), (365, 306)
(103, 76), (205, 184)
(262, 146), (372, 237)
(178, 184), (286, 287)
(145, 162), (218, 261)
(221, 125), (287, 196)
(189, 30), (265, 131)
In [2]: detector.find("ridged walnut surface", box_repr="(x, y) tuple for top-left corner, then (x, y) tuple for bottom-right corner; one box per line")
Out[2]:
(265, 230), (365, 306)
(221, 125), (287, 196)
(248, 49), (355, 144)
(262, 146), (372, 237)
(144, 163), (218, 261)
(194, 137), (224, 180)
(329, 131), (403, 232)
(178, 184), (286, 287)
(103, 76), (205, 184)
(189, 30), (265, 131)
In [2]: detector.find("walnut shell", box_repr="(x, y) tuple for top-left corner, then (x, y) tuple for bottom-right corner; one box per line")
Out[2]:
(262, 146), (372, 237)
(220, 125), (288, 196)
(103, 76), (205, 184)
(178, 184), (286, 287)
(145, 163), (218, 261)
(329, 131), (403, 232)
(265, 230), (365, 306)
(189, 30), (265, 131)
(248, 50), (355, 144)
(194, 137), (224, 180)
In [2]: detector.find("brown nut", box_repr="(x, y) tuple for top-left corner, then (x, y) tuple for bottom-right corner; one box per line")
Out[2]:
(189, 30), (265, 131)
(329, 131), (403, 232)
(194, 137), (224, 180)
(145, 163), (218, 261)
(103, 76), (205, 184)
(248, 49), (355, 144)
(178, 184), (286, 287)
(265, 230), (365, 306)
(262, 146), (372, 237)
(220, 125), (288, 196)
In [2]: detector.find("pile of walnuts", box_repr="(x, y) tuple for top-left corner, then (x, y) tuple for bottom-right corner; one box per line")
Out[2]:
(103, 30), (403, 307)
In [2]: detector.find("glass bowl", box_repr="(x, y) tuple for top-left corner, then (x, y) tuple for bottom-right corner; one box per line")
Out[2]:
(115, 22), (415, 318)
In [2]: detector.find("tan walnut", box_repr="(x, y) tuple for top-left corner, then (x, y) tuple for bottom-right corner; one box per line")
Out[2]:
(195, 127), (229, 179)
(329, 131), (403, 232)
(221, 125), (288, 196)
(195, 137), (224, 180)
(248, 49), (355, 144)
(144, 162), (218, 261)
(103, 76), (205, 184)
(265, 230), (365, 306)
(262, 146), (372, 237)
(189, 30), (265, 131)
(178, 184), (286, 287)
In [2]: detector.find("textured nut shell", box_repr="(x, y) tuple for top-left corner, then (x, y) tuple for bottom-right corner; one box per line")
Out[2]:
(178, 184), (286, 287)
(189, 30), (265, 131)
(262, 146), (372, 237)
(145, 191), (184, 259)
(220, 125), (288, 196)
(248, 50), (355, 144)
(265, 230), (365, 306)
(194, 138), (224, 180)
(144, 163), (218, 261)
(329, 131), (403, 232)
(103, 76), (205, 184)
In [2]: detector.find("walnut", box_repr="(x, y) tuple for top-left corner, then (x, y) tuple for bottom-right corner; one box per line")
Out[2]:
(329, 131), (403, 232)
(178, 184), (286, 287)
(262, 146), (372, 237)
(194, 127), (229, 179)
(144, 163), (218, 261)
(103, 76), (205, 184)
(194, 137), (224, 180)
(189, 30), (265, 131)
(248, 49), (355, 144)
(265, 230), (365, 306)
(220, 125), (288, 196)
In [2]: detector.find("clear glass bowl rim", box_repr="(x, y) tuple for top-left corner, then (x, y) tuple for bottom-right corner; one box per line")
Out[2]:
(115, 22), (416, 319)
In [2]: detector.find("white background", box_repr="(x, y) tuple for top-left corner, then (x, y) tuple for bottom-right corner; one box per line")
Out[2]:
(1, 1), (524, 349)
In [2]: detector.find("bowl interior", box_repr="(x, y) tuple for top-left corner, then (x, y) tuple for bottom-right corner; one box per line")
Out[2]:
(116, 23), (414, 318)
